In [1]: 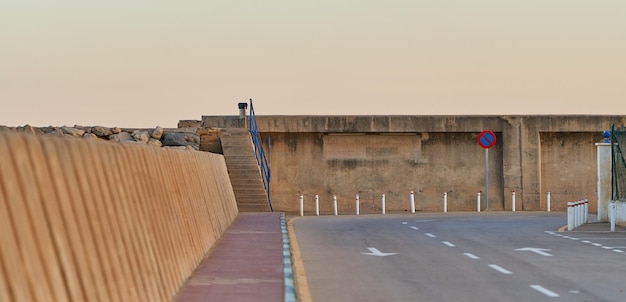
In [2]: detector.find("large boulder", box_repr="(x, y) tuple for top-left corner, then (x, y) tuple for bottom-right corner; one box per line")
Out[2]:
(151, 126), (164, 140)
(132, 130), (150, 143)
(108, 132), (133, 142)
(161, 132), (200, 150)
(62, 126), (85, 137)
(91, 126), (113, 137)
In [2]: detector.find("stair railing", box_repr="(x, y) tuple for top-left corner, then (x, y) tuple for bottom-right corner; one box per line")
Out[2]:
(248, 99), (273, 211)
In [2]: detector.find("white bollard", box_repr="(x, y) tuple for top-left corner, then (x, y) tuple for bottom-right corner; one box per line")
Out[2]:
(410, 191), (415, 213)
(577, 200), (583, 227)
(382, 194), (386, 215)
(333, 195), (338, 216)
(444, 192), (448, 213)
(356, 194), (360, 216)
(477, 192), (481, 212)
(547, 191), (551, 212)
(567, 201), (574, 231)
(574, 200), (582, 228)
(315, 195), (320, 216)
(512, 191), (516, 212)
(299, 194), (304, 216)
(610, 201), (616, 232)
(583, 199), (589, 224)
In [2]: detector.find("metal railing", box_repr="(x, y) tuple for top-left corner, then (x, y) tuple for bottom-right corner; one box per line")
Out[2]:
(611, 124), (626, 201)
(248, 99), (273, 211)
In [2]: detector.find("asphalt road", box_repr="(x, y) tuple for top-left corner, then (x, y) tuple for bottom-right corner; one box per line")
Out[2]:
(291, 212), (626, 302)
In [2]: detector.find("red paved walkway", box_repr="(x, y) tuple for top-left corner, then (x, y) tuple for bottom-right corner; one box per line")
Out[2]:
(173, 212), (285, 302)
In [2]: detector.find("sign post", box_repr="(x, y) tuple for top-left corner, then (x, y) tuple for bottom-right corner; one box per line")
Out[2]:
(477, 130), (496, 210)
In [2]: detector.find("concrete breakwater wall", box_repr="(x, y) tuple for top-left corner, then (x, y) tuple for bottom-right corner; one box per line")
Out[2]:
(0, 131), (238, 302)
(200, 115), (626, 214)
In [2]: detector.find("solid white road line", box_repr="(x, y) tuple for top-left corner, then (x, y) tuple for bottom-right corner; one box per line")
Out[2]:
(530, 285), (559, 297)
(425, 233), (436, 238)
(464, 253), (480, 260)
(488, 264), (512, 275)
(442, 241), (455, 247)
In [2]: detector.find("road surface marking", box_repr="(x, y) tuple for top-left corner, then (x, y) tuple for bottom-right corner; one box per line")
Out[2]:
(530, 285), (559, 297)
(362, 247), (397, 257)
(425, 233), (436, 238)
(602, 246), (613, 249)
(410, 226), (419, 230)
(464, 253), (480, 260)
(515, 247), (553, 257)
(442, 241), (455, 247)
(614, 250), (625, 253)
(544, 231), (555, 235)
(592, 243), (603, 247)
(582, 240), (592, 243)
(489, 264), (512, 275)
(402, 222), (408, 224)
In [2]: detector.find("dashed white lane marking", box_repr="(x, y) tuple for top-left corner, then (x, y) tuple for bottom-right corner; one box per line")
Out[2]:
(545, 231), (555, 235)
(488, 264), (512, 275)
(614, 250), (625, 253)
(464, 253), (480, 260)
(442, 241), (455, 247)
(592, 243), (603, 247)
(410, 226), (419, 230)
(402, 222), (408, 225)
(582, 240), (592, 243)
(425, 233), (436, 238)
(530, 285), (559, 297)
(602, 246), (613, 250)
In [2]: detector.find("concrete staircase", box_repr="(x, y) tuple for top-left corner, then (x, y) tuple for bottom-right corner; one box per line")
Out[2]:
(220, 128), (271, 212)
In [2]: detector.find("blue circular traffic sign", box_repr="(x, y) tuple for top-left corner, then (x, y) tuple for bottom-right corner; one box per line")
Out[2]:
(478, 130), (496, 149)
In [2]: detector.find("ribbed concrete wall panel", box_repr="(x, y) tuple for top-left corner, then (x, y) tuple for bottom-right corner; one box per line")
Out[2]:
(0, 132), (239, 302)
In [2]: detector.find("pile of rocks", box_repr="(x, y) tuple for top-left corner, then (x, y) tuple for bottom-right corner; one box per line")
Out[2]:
(0, 125), (200, 150)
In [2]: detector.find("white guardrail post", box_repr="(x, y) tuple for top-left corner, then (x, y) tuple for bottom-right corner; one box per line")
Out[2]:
(299, 194), (304, 216)
(333, 195), (338, 216)
(356, 194), (360, 216)
(547, 191), (551, 212)
(444, 192), (448, 213)
(410, 191), (415, 213)
(477, 192), (481, 212)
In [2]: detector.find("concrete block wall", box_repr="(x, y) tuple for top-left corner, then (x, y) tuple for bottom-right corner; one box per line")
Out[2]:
(0, 131), (239, 302)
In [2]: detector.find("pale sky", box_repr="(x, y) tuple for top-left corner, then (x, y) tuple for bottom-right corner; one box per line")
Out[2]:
(1, 1), (625, 128)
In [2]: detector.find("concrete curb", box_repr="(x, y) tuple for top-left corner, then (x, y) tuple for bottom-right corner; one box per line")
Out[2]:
(281, 214), (296, 302)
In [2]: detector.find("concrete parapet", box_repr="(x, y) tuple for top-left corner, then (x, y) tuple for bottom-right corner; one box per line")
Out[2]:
(0, 131), (239, 302)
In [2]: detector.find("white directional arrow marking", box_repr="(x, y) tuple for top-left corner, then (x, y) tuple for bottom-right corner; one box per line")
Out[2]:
(362, 247), (397, 257)
(515, 247), (553, 257)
